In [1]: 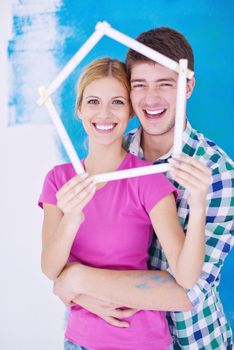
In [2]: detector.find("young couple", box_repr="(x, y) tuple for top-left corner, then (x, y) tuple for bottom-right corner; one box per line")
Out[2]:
(39, 27), (234, 350)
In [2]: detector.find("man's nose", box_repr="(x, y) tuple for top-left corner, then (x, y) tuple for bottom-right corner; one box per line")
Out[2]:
(144, 87), (162, 105)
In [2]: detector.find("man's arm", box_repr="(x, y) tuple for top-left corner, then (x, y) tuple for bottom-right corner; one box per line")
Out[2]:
(183, 166), (234, 307)
(54, 264), (192, 311)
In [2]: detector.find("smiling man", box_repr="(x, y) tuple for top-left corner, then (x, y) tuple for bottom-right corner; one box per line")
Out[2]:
(53, 27), (234, 349)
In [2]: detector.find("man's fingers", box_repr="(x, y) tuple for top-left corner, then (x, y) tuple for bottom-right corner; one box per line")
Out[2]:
(168, 158), (211, 186)
(173, 155), (211, 175)
(111, 308), (138, 319)
(102, 316), (130, 328)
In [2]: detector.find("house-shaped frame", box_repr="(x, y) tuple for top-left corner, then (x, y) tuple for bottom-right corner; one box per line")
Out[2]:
(38, 21), (194, 183)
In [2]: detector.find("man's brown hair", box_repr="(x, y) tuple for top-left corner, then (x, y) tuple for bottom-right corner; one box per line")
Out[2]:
(126, 27), (194, 74)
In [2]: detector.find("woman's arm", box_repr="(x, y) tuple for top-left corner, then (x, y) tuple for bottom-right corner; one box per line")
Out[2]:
(41, 174), (96, 280)
(149, 156), (211, 289)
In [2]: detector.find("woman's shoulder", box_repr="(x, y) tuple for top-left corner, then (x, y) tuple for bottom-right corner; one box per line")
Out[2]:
(53, 162), (76, 174)
(47, 162), (77, 188)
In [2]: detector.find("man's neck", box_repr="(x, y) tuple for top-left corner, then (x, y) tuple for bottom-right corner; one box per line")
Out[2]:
(141, 131), (173, 162)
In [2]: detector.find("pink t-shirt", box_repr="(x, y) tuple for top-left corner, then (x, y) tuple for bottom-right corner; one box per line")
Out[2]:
(39, 153), (177, 350)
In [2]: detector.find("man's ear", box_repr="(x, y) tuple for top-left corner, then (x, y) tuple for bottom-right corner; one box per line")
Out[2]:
(129, 103), (135, 120)
(129, 109), (135, 120)
(186, 76), (195, 100)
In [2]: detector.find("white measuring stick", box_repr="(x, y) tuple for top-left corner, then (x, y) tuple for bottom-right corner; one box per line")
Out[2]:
(93, 163), (169, 183)
(96, 21), (194, 80)
(38, 87), (84, 174)
(172, 59), (188, 156)
(37, 29), (105, 106)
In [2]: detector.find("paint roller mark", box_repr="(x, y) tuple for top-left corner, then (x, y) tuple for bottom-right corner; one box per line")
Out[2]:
(8, 0), (69, 126)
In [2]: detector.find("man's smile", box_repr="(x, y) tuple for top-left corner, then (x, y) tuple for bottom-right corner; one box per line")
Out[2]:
(143, 108), (167, 120)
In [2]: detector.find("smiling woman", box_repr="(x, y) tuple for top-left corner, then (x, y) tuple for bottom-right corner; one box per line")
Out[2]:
(77, 77), (131, 146)
(75, 58), (132, 167)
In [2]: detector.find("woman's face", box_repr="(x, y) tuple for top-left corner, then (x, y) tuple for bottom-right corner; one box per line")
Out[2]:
(78, 76), (132, 146)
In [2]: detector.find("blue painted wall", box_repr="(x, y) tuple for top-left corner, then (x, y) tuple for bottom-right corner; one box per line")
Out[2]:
(9, 0), (234, 331)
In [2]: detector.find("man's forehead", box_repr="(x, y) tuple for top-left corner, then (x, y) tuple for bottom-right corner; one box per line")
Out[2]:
(130, 61), (178, 79)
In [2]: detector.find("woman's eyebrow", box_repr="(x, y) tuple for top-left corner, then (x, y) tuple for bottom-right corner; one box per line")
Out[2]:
(85, 95), (99, 99)
(112, 96), (128, 100)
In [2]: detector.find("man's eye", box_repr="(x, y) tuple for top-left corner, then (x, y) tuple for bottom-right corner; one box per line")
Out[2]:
(158, 83), (175, 89)
(113, 99), (124, 105)
(87, 99), (99, 104)
(131, 84), (145, 89)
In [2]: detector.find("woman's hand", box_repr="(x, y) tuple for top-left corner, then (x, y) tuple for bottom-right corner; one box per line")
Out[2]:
(56, 173), (96, 225)
(168, 155), (212, 208)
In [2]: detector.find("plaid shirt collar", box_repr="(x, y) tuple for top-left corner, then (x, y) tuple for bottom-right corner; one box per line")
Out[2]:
(127, 120), (198, 162)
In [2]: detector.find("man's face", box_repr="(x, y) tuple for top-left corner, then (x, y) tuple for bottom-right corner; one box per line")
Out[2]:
(130, 62), (183, 137)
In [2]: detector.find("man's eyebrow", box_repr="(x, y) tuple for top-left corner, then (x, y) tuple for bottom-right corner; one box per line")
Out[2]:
(130, 78), (177, 83)
(130, 79), (146, 83)
(156, 78), (177, 83)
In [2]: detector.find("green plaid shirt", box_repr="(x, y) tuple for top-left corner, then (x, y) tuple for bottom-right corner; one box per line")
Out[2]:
(124, 121), (234, 349)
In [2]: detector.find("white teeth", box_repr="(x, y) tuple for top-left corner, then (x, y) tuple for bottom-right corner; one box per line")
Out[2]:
(145, 109), (165, 115)
(95, 124), (115, 130)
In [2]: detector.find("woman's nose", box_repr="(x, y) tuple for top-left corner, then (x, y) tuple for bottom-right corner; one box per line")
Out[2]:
(99, 103), (113, 118)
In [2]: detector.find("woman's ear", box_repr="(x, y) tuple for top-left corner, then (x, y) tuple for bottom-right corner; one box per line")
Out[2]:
(186, 77), (195, 100)
(76, 105), (83, 120)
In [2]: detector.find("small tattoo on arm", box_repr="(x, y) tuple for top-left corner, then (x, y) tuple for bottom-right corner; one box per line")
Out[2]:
(135, 282), (149, 289)
(134, 272), (174, 290)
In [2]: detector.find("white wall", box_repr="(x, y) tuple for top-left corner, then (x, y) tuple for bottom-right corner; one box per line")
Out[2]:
(0, 1), (65, 349)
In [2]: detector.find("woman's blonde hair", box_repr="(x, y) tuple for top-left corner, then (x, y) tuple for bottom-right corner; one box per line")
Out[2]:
(76, 58), (130, 112)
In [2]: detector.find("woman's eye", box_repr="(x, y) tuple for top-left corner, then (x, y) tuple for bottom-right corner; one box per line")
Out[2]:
(113, 99), (124, 105)
(87, 99), (99, 104)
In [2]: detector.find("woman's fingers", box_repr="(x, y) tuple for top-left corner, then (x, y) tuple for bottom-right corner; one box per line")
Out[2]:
(65, 182), (96, 212)
(57, 174), (96, 210)
(57, 173), (88, 199)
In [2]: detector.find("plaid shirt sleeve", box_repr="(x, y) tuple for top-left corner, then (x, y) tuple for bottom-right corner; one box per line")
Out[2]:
(186, 164), (234, 307)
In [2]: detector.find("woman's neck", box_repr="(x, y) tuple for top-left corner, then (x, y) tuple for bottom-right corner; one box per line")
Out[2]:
(85, 141), (127, 176)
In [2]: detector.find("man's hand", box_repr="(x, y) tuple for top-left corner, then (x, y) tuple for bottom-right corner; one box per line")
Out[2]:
(168, 155), (212, 208)
(73, 294), (138, 328)
(53, 263), (82, 305)
(53, 263), (138, 328)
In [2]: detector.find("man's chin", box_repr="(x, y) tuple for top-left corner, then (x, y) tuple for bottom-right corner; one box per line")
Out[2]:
(142, 124), (175, 137)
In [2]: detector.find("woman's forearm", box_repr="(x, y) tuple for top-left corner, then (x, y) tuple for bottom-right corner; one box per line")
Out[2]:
(41, 215), (81, 280)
